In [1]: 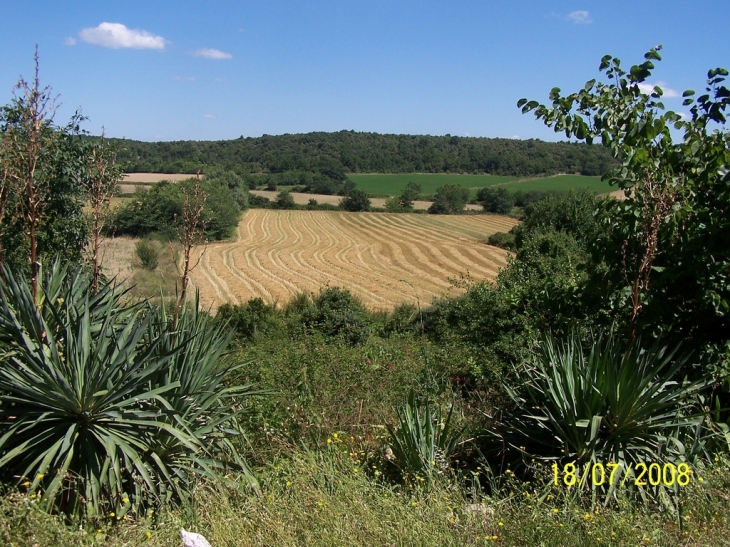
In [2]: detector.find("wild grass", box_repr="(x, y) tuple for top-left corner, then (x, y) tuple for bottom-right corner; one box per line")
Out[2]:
(2, 454), (729, 546)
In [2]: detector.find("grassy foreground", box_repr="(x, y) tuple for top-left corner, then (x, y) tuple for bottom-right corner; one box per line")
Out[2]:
(2, 453), (729, 546)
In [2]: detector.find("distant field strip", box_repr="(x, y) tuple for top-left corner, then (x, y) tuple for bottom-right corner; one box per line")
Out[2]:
(496, 174), (610, 193)
(189, 210), (517, 311)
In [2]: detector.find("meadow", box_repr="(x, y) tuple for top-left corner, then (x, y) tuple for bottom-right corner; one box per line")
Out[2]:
(346, 173), (610, 196)
(188, 209), (516, 311)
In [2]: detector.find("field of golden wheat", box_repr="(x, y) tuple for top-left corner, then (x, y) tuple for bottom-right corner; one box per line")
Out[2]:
(189, 210), (517, 311)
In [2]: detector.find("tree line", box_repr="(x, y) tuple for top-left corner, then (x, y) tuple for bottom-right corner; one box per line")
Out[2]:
(109, 131), (615, 178)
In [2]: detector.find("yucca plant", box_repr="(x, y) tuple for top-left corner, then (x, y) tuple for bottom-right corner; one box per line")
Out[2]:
(141, 297), (261, 490)
(491, 331), (711, 502)
(386, 389), (462, 482)
(0, 263), (258, 518)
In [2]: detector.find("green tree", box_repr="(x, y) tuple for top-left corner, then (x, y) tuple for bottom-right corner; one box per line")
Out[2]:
(427, 184), (469, 214)
(519, 47), (730, 367)
(476, 186), (514, 214)
(275, 190), (296, 209)
(340, 188), (371, 212)
(398, 181), (422, 209)
(0, 53), (88, 298)
(110, 179), (240, 240)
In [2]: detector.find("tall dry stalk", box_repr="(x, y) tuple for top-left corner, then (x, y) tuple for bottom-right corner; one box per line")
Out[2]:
(1, 49), (58, 304)
(80, 130), (121, 295)
(172, 172), (207, 331)
(622, 171), (683, 346)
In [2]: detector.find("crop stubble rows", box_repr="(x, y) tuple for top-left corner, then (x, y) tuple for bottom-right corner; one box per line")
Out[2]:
(190, 210), (517, 311)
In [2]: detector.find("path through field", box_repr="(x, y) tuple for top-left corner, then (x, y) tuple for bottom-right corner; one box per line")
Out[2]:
(189, 210), (517, 311)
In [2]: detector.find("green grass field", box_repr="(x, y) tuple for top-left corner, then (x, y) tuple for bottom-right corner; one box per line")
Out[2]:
(347, 173), (612, 196)
(501, 174), (611, 193)
(346, 173), (518, 195)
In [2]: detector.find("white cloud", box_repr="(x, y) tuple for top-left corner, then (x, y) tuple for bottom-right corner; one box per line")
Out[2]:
(191, 48), (232, 60)
(568, 11), (592, 24)
(79, 22), (166, 50)
(510, 135), (520, 139)
(638, 81), (680, 97)
(203, 114), (215, 119)
(63, 37), (76, 46)
(173, 76), (196, 81)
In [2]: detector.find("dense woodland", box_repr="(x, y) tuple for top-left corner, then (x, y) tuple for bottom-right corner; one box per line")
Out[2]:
(111, 131), (616, 178)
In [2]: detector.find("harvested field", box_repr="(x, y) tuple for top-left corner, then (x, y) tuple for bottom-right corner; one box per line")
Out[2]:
(249, 191), (482, 211)
(189, 210), (517, 311)
(122, 173), (198, 183)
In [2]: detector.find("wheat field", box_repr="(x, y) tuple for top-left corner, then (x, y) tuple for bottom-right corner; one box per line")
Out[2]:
(189, 210), (518, 311)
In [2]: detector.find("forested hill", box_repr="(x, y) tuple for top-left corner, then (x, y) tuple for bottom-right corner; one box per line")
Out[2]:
(110, 131), (615, 177)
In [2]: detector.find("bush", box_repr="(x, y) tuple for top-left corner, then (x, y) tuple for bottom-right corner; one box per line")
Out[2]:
(487, 231), (516, 251)
(476, 187), (514, 214)
(340, 189), (371, 212)
(217, 298), (281, 339)
(135, 239), (158, 270)
(110, 180), (241, 240)
(275, 190), (296, 209)
(427, 184), (469, 214)
(301, 287), (371, 345)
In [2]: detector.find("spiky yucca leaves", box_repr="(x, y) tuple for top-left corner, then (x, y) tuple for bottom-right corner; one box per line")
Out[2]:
(0, 264), (257, 518)
(386, 390), (462, 482)
(493, 332), (711, 500)
(142, 298), (261, 491)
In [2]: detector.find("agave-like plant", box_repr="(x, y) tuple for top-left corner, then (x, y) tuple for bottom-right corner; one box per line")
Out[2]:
(141, 298), (261, 489)
(386, 389), (462, 481)
(492, 331), (711, 499)
(0, 263), (258, 518)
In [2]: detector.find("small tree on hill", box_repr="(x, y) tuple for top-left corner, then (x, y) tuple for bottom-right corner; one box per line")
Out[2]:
(398, 181), (422, 210)
(476, 186), (514, 214)
(275, 190), (296, 209)
(340, 188), (371, 212)
(427, 184), (469, 214)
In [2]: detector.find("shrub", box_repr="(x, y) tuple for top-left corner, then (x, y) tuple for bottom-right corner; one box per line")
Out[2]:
(340, 189), (371, 212)
(217, 298), (281, 339)
(301, 287), (371, 345)
(135, 239), (158, 270)
(427, 185), (469, 214)
(476, 187), (514, 214)
(275, 190), (296, 209)
(487, 231), (516, 251)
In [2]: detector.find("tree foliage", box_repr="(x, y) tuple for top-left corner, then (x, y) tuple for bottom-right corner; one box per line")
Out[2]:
(519, 47), (730, 364)
(112, 131), (615, 178)
(476, 186), (514, 214)
(340, 188), (371, 212)
(427, 184), (469, 214)
(110, 179), (240, 240)
(0, 60), (88, 280)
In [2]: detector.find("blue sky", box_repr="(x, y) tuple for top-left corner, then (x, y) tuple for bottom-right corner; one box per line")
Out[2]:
(1, 1), (728, 142)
